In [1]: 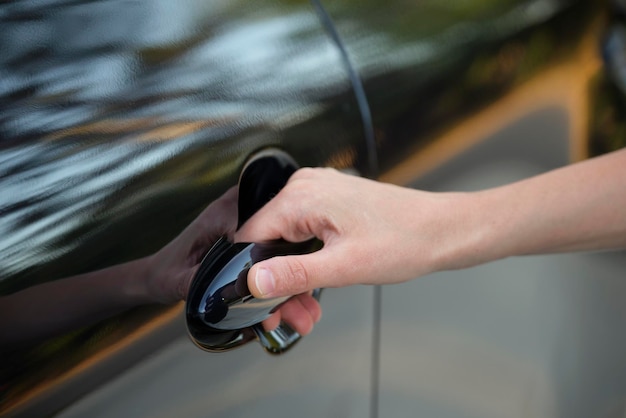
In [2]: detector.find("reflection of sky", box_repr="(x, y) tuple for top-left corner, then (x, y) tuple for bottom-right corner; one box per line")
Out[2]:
(0, 0), (570, 281)
(0, 140), (193, 278)
(0, 1), (345, 137)
(0, 0), (350, 281)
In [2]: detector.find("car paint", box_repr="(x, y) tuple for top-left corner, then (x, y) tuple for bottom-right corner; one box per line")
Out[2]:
(0, 1), (374, 416)
(1, 0), (624, 417)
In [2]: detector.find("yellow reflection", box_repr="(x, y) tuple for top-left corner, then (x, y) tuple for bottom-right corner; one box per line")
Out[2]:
(324, 146), (357, 170)
(44, 118), (158, 141)
(45, 118), (230, 143)
(380, 17), (603, 186)
(4, 303), (184, 415)
(137, 120), (229, 143)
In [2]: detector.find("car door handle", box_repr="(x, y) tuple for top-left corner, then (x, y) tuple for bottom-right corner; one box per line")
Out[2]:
(186, 149), (322, 354)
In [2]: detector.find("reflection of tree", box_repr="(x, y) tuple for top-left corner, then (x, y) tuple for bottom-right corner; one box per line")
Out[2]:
(328, 0), (593, 172)
(588, 73), (626, 156)
(589, 19), (626, 156)
(325, 0), (519, 35)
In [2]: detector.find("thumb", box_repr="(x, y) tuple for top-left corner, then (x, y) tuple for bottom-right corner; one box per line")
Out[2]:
(247, 252), (332, 299)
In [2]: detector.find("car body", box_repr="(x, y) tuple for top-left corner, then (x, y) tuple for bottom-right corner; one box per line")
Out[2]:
(1, 0), (625, 417)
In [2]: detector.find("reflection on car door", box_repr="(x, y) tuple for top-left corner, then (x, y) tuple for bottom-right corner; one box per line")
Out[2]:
(0, 1), (376, 416)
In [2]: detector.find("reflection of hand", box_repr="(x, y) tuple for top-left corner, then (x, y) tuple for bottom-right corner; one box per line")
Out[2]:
(145, 186), (320, 335)
(0, 185), (320, 350)
(0, 187), (240, 350)
(144, 187), (239, 304)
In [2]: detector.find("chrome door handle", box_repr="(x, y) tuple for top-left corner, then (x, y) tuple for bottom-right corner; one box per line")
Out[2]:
(185, 149), (322, 354)
(186, 237), (322, 354)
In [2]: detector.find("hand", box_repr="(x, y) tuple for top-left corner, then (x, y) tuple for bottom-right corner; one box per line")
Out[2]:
(237, 149), (626, 306)
(235, 168), (474, 298)
(144, 187), (240, 304)
(145, 186), (321, 335)
(260, 291), (322, 336)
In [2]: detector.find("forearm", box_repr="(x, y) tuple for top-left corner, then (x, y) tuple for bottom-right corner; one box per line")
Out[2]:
(0, 187), (239, 349)
(468, 149), (626, 262)
(0, 257), (153, 349)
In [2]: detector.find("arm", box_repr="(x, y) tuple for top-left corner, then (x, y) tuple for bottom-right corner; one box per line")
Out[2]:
(0, 257), (154, 349)
(477, 147), (626, 256)
(235, 148), (626, 299)
(0, 186), (323, 349)
(0, 187), (240, 349)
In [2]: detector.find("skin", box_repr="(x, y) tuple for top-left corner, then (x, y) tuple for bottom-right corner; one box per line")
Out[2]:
(0, 187), (319, 350)
(5, 147), (623, 347)
(236, 148), (626, 332)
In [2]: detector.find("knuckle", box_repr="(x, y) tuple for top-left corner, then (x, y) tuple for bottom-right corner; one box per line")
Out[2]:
(291, 167), (317, 181)
(283, 258), (310, 294)
(313, 211), (341, 237)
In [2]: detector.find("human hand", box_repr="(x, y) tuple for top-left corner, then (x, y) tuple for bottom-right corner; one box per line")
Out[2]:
(144, 187), (240, 305)
(236, 167), (481, 299)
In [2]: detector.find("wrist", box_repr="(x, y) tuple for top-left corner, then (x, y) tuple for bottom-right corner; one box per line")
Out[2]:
(425, 190), (505, 273)
(120, 256), (153, 306)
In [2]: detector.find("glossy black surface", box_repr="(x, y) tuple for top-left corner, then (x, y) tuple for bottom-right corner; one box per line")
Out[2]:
(322, 0), (598, 172)
(187, 147), (322, 352)
(0, 0), (365, 294)
(0, 1), (366, 415)
(1, 0), (622, 416)
(237, 148), (299, 228)
(186, 237), (322, 352)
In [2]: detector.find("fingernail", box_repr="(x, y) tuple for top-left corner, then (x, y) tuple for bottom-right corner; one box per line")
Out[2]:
(255, 267), (275, 297)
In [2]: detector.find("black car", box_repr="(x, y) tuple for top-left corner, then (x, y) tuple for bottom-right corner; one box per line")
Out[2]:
(2, 0), (626, 417)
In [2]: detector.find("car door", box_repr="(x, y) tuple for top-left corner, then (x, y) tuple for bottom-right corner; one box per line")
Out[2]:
(0, 1), (376, 417)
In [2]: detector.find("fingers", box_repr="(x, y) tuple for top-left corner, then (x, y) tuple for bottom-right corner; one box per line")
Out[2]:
(196, 186), (239, 242)
(235, 168), (342, 245)
(262, 293), (322, 336)
(295, 292), (323, 324)
(247, 249), (342, 298)
(185, 187), (239, 264)
(262, 311), (281, 331)
(234, 200), (314, 245)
